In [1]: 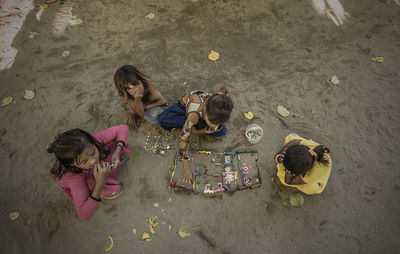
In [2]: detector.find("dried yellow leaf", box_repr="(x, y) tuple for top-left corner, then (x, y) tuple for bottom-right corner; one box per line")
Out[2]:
(244, 112), (253, 120)
(105, 235), (114, 251)
(168, 197), (172, 202)
(371, 57), (384, 63)
(289, 193), (304, 207)
(208, 50), (219, 61)
(169, 225), (172, 230)
(2, 96), (13, 107)
(149, 225), (155, 234)
(142, 232), (152, 242)
(73, 18), (83, 25)
(177, 230), (190, 238)
(145, 13), (155, 19)
(62, 51), (70, 57)
(24, 89), (35, 100)
(38, 4), (48, 9)
(330, 75), (339, 85)
(277, 105), (290, 117)
(9, 211), (19, 220)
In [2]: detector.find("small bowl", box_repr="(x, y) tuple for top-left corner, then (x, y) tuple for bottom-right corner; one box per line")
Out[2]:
(144, 107), (164, 124)
(245, 124), (263, 144)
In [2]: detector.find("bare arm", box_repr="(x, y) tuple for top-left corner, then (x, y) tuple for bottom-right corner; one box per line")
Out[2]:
(192, 128), (207, 135)
(126, 97), (145, 117)
(284, 170), (306, 185)
(144, 84), (167, 110)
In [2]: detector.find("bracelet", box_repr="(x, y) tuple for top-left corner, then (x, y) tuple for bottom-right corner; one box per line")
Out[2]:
(116, 140), (126, 147)
(90, 194), (101, 202)
(115, 144), (124, 150)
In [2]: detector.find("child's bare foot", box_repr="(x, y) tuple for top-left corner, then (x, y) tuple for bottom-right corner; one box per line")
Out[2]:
(271, 174), (283, 187)
(127, 115), (139, 130)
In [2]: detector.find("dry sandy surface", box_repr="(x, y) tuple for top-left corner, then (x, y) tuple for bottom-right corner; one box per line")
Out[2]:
(1, 0), (400, 253)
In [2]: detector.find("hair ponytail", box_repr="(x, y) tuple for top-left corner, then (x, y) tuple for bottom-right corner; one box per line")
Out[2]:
(313, 145), (330, 165)
(216, 87), (228, 95)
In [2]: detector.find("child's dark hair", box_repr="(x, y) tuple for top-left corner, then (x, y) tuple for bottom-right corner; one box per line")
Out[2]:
(283, 144), (330, 176)
(114, 65), (149, 100)
(205, 87), (233, 125)
(47, 129), (109, 178)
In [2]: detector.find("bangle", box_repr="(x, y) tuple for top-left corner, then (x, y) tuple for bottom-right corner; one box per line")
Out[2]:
(90, 194), (101, 202)
(115, 144), (124, 150)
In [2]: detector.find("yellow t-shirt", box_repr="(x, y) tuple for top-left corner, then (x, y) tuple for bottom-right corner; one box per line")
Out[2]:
(276, 135), (332, 195)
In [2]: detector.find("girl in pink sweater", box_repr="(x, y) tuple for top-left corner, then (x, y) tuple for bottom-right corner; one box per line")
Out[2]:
(47, 125), (130, 221)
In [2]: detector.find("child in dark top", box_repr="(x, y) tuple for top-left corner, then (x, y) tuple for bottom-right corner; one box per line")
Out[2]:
(114, 65), (167, 129)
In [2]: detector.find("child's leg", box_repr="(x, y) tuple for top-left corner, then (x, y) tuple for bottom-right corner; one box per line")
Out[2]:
(123, 102), (142, 129)
(158, 102), (187, 131)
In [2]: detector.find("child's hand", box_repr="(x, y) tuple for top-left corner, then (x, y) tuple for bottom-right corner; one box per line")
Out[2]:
(284, 170), (305, 185)
(93, 162), (111, 184)
(182, 160), (193, 184)
(111, 147), (122, 169)
(133, 83), (144, 98)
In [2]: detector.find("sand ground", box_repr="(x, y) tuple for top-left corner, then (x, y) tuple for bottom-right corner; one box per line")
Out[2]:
(0, 0), (400, 253)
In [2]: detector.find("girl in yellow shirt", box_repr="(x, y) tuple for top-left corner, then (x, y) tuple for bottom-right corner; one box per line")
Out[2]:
(272, 133), (332, 195)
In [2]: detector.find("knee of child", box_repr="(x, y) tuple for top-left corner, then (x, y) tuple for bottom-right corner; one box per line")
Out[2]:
(130, 107), (144, 117)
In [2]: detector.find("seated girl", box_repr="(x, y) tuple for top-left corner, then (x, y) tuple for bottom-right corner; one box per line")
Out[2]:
(48, 125), (130, 221)
(158, 87), (233, 184)
(114, 65), (167, 129)
(272, 133), (332, 195)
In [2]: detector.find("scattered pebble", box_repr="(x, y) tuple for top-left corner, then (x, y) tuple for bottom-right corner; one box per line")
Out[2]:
(132, 228), (136, 234)
(153, 203), (159, 208)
